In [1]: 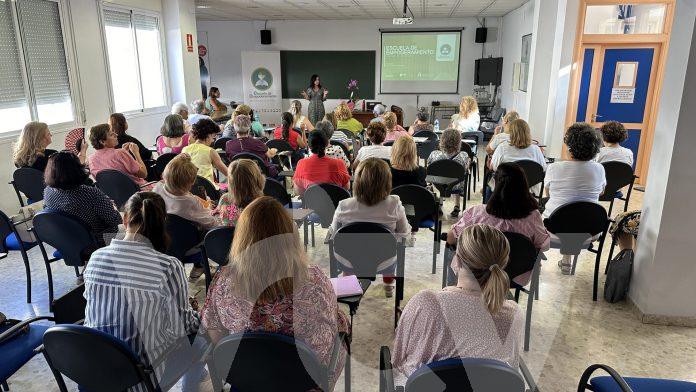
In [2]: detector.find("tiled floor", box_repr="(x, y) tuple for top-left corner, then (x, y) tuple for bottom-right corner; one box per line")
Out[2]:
(3, 167), (696, 392)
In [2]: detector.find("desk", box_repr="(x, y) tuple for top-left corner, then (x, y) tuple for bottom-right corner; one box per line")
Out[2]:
(352, 110), (403, 128)
(412, 137), (429, 144)
(286, 207), (313, 223)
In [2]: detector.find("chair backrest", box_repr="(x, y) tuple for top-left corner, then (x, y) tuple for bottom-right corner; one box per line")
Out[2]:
(193, 175), (220, 202)
(42, 325), (158, 392)
(460, 141), (476, 161)
(405, 357), (525, 392)
(32, 210), (98, 267)
(266, 139), (296, 169)
(391, 185), (438, 226)
(427, 159), (468, 182)
(0, 210), (16, 254)
(95, 169), (140, 209)
(462, 131), (484, 153)
(230, 152), (270, 176)
(384, 140), (395, 147)
(413, 130), (439, 161)
(513, 160), (545, 188)
(212, 332), (327, 392)
(213, 137), (231, 150)
(154, 152), (178, 179)
(336, 129), (355, 141)
(203, 226), (234, 266)
(331, 222), (397, 278)
(52, 283), (86, 324)
(503, 232), (539, 282)
(165, 214), (203, 263)
(544, 201), (609, 254)
(263, 178), (291, 207)
(12, 167), (46, 205)
(303, 183), (351, 228)
(330, 140), (352, 161)
(600, 161), (635, 201)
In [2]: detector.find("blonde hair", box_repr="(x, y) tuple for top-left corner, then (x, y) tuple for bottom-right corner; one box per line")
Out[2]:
(459, 96), (479, 118)
(227, 159), (265, 209)
(334, 103), (353, 121)
(163, 154), (198, 194)
(13, 122), (49, 167)
(455, 224), (510, 313)
(383, 112), (398, 131)
(508, 119), (532, 149)
(233, 104), (252, 119)
(289, 100), (302, 125)
(229, 196), (309, 302)
(502, 110), (520, 125)
(391, 136), (418, 171)
(323, 112), (337, 129)
(354, 158), (391, 206)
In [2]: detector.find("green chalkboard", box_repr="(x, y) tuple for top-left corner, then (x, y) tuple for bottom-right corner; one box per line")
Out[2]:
(280, 51), (376, 100)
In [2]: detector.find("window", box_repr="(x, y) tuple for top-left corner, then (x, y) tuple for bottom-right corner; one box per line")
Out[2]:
(584, 4), (667, 35)
(102, 7), (166, 113)
(0, 0), (74, 134)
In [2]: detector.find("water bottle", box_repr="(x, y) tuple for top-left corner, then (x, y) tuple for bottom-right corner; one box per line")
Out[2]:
(434, 119), (440, 132)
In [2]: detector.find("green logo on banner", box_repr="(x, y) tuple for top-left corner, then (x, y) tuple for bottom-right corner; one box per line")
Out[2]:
(251, 67), (273, 91)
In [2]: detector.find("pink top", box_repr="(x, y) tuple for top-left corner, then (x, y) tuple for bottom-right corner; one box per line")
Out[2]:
(88, 148), (146, 186)
(385, 128), (410, 143)
(157, 134), (190, 154)
(201, 265), (349, 380)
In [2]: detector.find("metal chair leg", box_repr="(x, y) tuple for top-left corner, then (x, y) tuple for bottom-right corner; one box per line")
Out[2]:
(571, 254), (579, 276)
(311, 223), (315, 248)
(524, 260), (541, 352)
(303, 218), (308, 251)
(37, 242), (55, 309)
(344, 340), (352, 392)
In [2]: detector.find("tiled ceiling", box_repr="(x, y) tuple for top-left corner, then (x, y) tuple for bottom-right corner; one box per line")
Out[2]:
(195, 0), (529, 21)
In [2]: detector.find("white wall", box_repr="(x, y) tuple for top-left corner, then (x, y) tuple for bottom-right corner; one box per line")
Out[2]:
(196, 17), (503, 124)
(499, 1), (535, 120)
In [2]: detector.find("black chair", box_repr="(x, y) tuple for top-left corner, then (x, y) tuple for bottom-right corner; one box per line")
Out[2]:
(380, 347), (525, 392)
(32, 210), (99, 308)
(10, 167), (45, 207)
(462, 130), (484, 155)
(264, 178), (292, 207)
(303, 183), (351, 248)
(154, 152), (178, 179)
(266, 139), (297, 172)
(461, 141), (478, 199)
(578, 363), (696, 392)
(391, 185), (441, 274)
(514, 160), (545, 200)
(544, 201), (610, 301)
(165, 214), (212, 291)
(413, 130), (439, 165)
(230, 152), (270, 176)
(95, 169), (141, 209)
(331, 140), (353, 162)
(336, 128), (356, 141)
(193, 175), (221, 202)
(203, 226), (235, 267)
(600, 161), (637, 217)
(384, 140), (395, 147)
(504, 232), (541, 352)
(479, 107), (506, 139)
(426, 159), (468, 204)
(0, 210), (40, 303)
(210, 332), (349, 392)
(213, 137), (232, 150)
(42, 325), (161, 392)
(329, 222), (406, 328)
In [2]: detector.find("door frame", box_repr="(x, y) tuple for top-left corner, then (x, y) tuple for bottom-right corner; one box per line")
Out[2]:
(565, 0), (675, 184)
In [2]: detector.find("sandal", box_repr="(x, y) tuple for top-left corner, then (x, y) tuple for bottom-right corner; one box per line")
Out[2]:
(450, 206), (461, 218)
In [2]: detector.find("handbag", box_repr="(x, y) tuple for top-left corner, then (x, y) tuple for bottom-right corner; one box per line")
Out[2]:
(604, 249), (634, 303)
(9, 200), (44, 243)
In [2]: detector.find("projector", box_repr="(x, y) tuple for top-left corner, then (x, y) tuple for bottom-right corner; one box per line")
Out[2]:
(393, 17), (413, 25)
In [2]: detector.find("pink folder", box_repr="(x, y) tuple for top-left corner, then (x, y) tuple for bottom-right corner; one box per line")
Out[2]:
(330, 275), (364, 298)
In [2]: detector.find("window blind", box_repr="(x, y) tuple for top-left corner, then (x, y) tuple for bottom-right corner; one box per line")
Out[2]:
(16, 0), (71, 106)
(0, 1), (28, 109)
(133, 13), (158, 32)
(103, 8), (132, 29)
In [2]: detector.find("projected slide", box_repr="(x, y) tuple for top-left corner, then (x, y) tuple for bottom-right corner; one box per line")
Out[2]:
(381, 30), (461, 94)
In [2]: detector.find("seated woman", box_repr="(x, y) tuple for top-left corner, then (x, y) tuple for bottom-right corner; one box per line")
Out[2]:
(427, 128), (471, 217)
(490, 119), (546, 170)
(408, 111), (434, 135)
(384, 112), (410, 143)
(205, 87), (228, 119)
(157, 114), (190, 155)
(13, 121), (87, 171)
(110, 113), (153, 162)
(84, 192), (206, 392)
(330, 158), (411, 297)
(182, 118), (228, 188)
(393, 224), (523, 381)
(43, 152), (121, 246)
(171, 102), (192, 134)
(596, 120), (634, 166)
(486, 111), (520, 155)
(354, 122), (391, 168)
(544, 123), (605, 274)
(88, 123), (148, 187)
(390, 136), (425, 188)
(334, 102), (364, 135)
(450, 96), (480, 133)
(202, 196), (349, 387)
(214, 159), (265, 226)
(274, 111), (308, 151)
(313, 120), (350, 168)
(447, 163), (550, 286)
(225, 114), (278, 177)
(289, 100), (314, 131)
(293, 131), (350, 196)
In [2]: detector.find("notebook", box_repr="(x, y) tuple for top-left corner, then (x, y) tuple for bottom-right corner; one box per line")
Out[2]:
(330, 275), (364, 298)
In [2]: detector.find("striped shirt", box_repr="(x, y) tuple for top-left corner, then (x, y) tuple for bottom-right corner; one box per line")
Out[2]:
(83, 238), (200, 389)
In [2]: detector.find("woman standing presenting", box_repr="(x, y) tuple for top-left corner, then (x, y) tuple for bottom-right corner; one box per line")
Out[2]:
(301, 74), (328, 125)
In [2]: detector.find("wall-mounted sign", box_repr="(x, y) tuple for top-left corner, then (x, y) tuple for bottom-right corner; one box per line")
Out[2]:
(611, 87), (636, 104)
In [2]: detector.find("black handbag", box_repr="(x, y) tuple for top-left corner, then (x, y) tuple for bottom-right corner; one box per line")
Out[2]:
(604, 249), (634, 303)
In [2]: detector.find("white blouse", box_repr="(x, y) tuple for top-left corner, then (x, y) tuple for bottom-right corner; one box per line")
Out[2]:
(451, 112), (481, 133)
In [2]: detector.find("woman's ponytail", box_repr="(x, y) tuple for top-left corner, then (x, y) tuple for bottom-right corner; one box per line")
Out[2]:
(281, 112), (293, 141)
(481, 263), (510, 314)
(125, 192), (170, 253)
(309, 131), (327, 158)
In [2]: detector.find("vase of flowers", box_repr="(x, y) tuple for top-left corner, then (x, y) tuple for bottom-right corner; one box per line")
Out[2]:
(347, 79), (359, 110)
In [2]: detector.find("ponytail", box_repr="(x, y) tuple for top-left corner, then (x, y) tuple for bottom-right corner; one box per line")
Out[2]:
(308, 131), (327, 158)
(125, 192), (170, 253)
(281, 112), (293, 141)
(454, 224), (511, 314)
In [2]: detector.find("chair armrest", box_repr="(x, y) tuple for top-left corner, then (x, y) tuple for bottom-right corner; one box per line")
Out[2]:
(0, 316), (54, 345)
(379, 346), (396, 392)
(577, 364), (633, 392)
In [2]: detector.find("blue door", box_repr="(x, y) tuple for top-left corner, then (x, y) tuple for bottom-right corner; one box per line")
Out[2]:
(575, 45), (658, 178)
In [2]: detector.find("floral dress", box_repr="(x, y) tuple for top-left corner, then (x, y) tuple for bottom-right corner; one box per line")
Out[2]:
(306, 87), (327, 126)
(212, 193), (241, 226)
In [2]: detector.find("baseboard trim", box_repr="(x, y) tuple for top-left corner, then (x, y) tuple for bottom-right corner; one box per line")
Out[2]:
(628, 297), (696, 327)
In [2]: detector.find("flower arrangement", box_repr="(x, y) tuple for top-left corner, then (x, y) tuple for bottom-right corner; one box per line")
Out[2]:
(346, 79), (359, 110)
